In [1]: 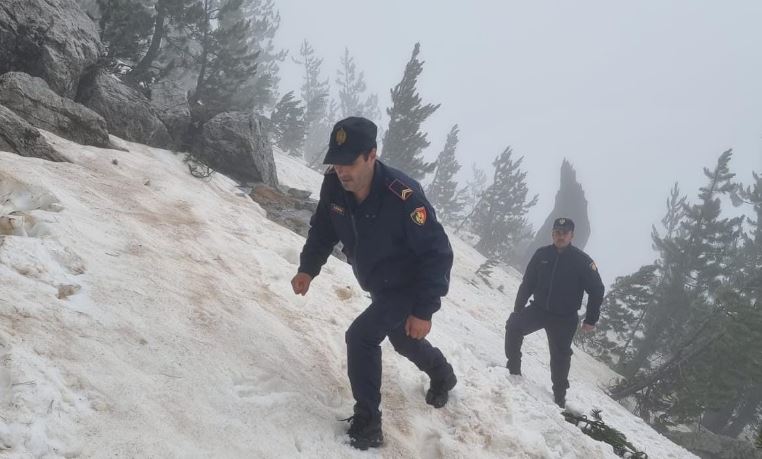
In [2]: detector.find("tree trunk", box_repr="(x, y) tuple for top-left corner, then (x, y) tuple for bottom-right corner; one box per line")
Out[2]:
(132, 2), (167, 79)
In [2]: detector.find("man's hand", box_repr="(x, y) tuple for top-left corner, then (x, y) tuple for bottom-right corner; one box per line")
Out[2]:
(405, 315), (432, 340)
(291, 272), (313, 296)
(581, 323), (596, 333)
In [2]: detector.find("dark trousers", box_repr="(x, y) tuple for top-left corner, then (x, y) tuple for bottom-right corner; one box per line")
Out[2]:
(345, 291), (451, 419)
(505, 304), (578, 397)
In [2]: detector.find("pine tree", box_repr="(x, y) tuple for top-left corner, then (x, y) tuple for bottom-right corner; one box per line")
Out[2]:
(96, 0), (155, 62)
(426, 125), (464, 224)
(472, 146), (538, 265)
(620, 150), (743, 380)
(521, 160), (591, 269)
(381, 43), (440, 180)
(609, 151), (750, 427)
(188, 0), (259, 123)
(241, 0), (287, 111)
(296, 40), (331, 167)
(336, 48), (380, 122)
(755, 426), (762, 449)
(131, 0), (204, 84)
(579, 265), (657, 367)
(270, 91), (305, 156)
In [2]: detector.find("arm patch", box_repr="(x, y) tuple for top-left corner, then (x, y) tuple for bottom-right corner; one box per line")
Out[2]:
(388, 179), (414, 201)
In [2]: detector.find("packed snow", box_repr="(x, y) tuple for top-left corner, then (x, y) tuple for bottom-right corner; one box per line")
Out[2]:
(0, 132), (694, 458)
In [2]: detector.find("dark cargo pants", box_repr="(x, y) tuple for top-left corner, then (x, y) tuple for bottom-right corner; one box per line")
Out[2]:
(505, 304), (578, 398)
(345, 290), (452, 419)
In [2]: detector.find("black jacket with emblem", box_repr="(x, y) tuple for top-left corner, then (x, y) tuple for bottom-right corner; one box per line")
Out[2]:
(298, 161), (454, 320)
(515, 244), (605, 325)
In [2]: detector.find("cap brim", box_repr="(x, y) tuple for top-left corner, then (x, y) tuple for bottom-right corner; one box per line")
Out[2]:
(323, 146), (359, 165)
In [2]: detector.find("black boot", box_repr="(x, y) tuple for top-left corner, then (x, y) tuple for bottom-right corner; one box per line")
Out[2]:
(506, 360), (522, 376)
(344, 412), (383, 450)
(553, 392), (566, 409)
(426, 369), (457, 408)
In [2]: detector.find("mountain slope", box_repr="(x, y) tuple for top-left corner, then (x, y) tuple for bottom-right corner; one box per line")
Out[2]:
(0, 133), (693, 458)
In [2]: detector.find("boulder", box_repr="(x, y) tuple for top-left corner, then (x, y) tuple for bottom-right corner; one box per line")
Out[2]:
(77, 70), (172, 148)
(0, 104), (67, 162)
(0, 72), (109, 147)
(149, 80), (191, 146)
(193, 112), (278, 187)
(0, 0), (103, 99)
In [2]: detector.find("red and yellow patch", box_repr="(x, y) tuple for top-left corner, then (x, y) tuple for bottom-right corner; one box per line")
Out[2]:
(410, 206), (427, 226)
(330, 203), (345, 215)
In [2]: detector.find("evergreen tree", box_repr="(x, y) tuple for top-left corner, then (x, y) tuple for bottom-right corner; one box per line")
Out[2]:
(458, 163), (487, 224)
(188, 0), (259, 123)
(336, 48), (380, 122)
(131, 0), (204, 84)
(609, 151), (751, 427)
(381, 43), (440, 180)
(241, 0), (287, 111)
(472, 147), (538, 265)
(426, 125), (464, 224)
(270, 91), (305, 156)
(756, 426), (762, 449)
(96, 0), (155, 61)
(579, 265), (658, 367)
(296, 40), (331, 167)
(620, 150), (743, 380)
(521, 160), (591, 269)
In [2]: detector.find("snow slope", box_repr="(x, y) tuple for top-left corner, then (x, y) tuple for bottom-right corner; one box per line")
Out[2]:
(0, 133), (694, 458)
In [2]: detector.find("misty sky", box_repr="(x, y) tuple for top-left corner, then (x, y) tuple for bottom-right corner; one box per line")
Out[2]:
(274, 0), (762, 286)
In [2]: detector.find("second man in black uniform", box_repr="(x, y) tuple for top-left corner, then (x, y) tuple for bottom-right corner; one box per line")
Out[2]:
(505, 217), (604, 408)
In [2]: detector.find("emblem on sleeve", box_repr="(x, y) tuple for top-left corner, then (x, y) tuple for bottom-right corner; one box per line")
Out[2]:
(388, 179), (414, 201)
(410, 206), (427, 226)
(590, 261), (598, 272)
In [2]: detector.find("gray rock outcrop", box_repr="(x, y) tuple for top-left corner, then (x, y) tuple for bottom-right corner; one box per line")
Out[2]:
(149, 80), (191, 147)
(0, 104), (67, 162)
(193, 112), (278, 187)
(0, 0), (103, 98)
(77, 70), (172, 148)
(0, 72), (109, 147)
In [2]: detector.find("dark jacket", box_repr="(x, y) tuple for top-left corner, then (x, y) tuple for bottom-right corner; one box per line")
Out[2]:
(298, 161), (454, 320)
(515, 244), (605, 325)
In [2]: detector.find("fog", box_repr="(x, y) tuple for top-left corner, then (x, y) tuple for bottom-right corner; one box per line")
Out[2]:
(274, 0), (762, 285)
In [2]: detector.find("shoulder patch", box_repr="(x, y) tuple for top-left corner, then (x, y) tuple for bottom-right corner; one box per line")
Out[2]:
(410, 206), (427, 226)
(388, 179), (414, 201)
(590, 261), (598, 272)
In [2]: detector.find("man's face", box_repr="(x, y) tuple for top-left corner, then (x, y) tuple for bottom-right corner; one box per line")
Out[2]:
(334, 149), (377, 195)
(552, 229), (574, 249)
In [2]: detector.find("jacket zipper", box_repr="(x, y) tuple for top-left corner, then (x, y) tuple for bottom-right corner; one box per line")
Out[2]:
(350, 212), (365, 289)
(546, 252), (559, 311)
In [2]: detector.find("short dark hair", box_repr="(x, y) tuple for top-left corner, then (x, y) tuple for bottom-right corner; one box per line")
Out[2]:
(360, 145), (377, 160)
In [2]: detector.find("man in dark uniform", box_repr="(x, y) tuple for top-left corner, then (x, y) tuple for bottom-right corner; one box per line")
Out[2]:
(505, 217), (604, 408)
(291, 116), (457, 450)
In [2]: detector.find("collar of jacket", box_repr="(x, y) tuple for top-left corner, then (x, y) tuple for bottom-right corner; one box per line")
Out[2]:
(342, 161), (386, 215)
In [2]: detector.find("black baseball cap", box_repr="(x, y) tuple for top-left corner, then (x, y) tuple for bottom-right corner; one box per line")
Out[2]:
(323, 117), (377, 165)
(553, 217), (575, 232)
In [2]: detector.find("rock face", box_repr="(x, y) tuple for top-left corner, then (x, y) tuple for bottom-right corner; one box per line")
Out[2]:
(0, 0), (103, 99)
(520, 159), (591, 270)
(0, 104), (67, 162)
(0, 72), (109, 147)
(149, 80), (191, 147)
(77, 70), (172, 148)
(250, 184), (316, 237)
(193, 112), (278, 187)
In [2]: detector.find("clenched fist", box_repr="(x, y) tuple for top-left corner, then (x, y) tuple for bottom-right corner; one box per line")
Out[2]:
(291, 272), (313, 296)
